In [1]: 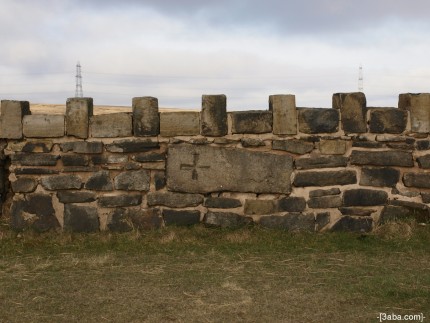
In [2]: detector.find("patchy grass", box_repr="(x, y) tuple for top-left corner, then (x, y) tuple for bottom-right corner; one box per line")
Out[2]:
(0, 223), (429, 323)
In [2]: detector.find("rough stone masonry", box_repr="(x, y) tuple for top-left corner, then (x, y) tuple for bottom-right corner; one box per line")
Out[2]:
(1, 92), (430, 234)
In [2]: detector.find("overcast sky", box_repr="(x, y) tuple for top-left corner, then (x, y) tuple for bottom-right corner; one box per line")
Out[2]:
(1, 0), (430, 110)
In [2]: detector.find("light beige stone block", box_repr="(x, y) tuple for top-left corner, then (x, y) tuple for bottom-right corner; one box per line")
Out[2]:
(23, 115), (65, 138)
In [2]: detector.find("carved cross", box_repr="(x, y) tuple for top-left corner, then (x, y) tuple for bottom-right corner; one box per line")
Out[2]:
(180, 152), (210, 180)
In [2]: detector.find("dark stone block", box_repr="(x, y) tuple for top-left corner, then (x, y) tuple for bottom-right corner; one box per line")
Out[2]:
(330, 216), (372, 232)
(128, 208), (163, 230)
(403, 172), (430, 188)
(15, 168), (59, 175)
(41, 174), (82, 190)
(416, 140), (430, 150)
(231, 111), (273, 134)
(147, 192), (203, 208)
(381, 204), (429, 224)
(315, 212), (331, 231)
(57, 191), (96, 203)
(272, 140), (314, 154)
(99, 194), (142, 207)
(241, 138), (265, 147)
(204, 197), (242, 209)
(91, 154), (128, 165)
(114, 170), (150, 191)
(204, 212), (252, 228)
(259, 213), (315, 231)
(352, 141), (385, 148)
(201, 95), (228, 136)
(11, 177), (37, 193)
(343, 189), (388, 206)
(350, 150), (414, 167)
(339, 207), (377, 217)
(332, 92), (367, 133)
(105, 139), (159, 153)
(294, 170), (357, 187)
(63, 166), (99, 173)
(163, 209), (200, 226)
(64, 204), (99, 232)
(278, 197), (307, 212)
(132, 97), (160, 136)
(244, 199), (277, 215)
(422, 193), (430, 203)
(309, 188), (341, 198)
(386, 142), (414, 150)
(417, 155), (430, 169)
(61, 141), (103, 154)
(21, 141), (52, 153)
(154, 171), (166, 191)
(298, 108), (339, 134)
(134, 152), (165, 162)
(308, 196), (342, 208)
(369, 108), (407, 134)
(61, 154), (89, 166)
(360, 167), (400, 187)
(11, 153), (59, 166)
(85, 171), (113, 191)
(295, 156), (348, 169)
(107, 208), (132, 232)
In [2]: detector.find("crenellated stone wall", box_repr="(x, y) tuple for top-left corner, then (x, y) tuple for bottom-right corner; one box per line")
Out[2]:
(1, 92), (430, 233)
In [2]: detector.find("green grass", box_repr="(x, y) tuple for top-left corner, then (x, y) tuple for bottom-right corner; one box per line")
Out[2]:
(0, 223), (429, 322)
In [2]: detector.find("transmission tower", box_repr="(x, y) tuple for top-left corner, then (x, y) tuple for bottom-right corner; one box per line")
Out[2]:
(358, 64), (363, 92)
(75, 61), (83, 97)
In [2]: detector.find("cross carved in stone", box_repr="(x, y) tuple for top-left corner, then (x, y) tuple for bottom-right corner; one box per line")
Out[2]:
(180, 152), (210, 180)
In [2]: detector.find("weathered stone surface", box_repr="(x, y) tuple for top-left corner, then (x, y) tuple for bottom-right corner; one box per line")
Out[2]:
(114, 170), (150, 191)
(403, 172), (430, 188)
(204, 212), (252, 228)
(66, 97), (93, 139)
(338, 207), (376, 217)
(240, 138), (265, 147)
(61, 141), (103, 154)
(11, 153), (59, 166)
(298, 108), (339, 134)
(128, 208), (163, 230)
(61, 154), (89, 166)
(308, 196), (342, 208)
(167, 144), (293, 194)
(259, 213), (315, 231)
(160, 112), (200, 136)
(343, 189), (388, 206)
(57, 191), (96, 203)
(163, 209), (200, 226)
(90, 113), (132, 137)
(11, 194), (60, 232)
(330, 216), (372, 232)
(318, 140), (347, 155)
(41, 174), (82, 190)
(269, 94), (297, 135)
(15, 168), (59, 175)
(134, 152), (165, 162)
(230, 111), (273, 134)
(380, 205), (430, 224)
(332, 92), (367, 133)
(154, 171), (166, 190)
(105, 139), (159, 153)
(63, 166), (99, 173)
(200, 95), (228, 136)
(204, 197), (242, 209)
(375, 135), (408, 142)
(99, 194), (142, 207)
(21, 141), (53, 153)
(309, 188), (341, 198)
(106, 209), (132, 232)
(132, 97), (160, 136)
(272, 140), (314, 154)
(360, 167), (400, 187)
(23, 115), (64, 138)
(422, 193), (430, 203)
(315, 212), (331, 231)
(85, 170), (113, 191)
(64, 204), (99, 232)
(147, 192), (203, 208)
(417, 155), (430, 169)
(416, 140), (430, 150)
(294, 170), (356, 187)
(295, 156), (348, 169)
(11, 177), (37, 193)
(91, 154), (128, 165)
(278, 197), (307, 212)
(398, 93), (430, 133)
(0, 100), (31, 139)
(369, 108), (408, 134)
(213, 138), (238, 145)
(352, 140), (384, 148)
(350, 150), (414, 167)
(386, 142), (414, 150)
(244, 199), (277, 215)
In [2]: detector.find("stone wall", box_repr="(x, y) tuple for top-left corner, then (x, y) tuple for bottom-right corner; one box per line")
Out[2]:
(1, 92), (430, 233)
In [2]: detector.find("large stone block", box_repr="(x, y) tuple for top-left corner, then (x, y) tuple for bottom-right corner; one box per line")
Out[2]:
(90, 113), (132, 137)
(369, 108), (408, 134)
(309, 188), (340, 198)
(278, 197), (307, 212)
(295, 156), (348, 169)
(114, 170), (150, 191)
(11, 153), (60, 166)
(298, 108), (339, 134)
(318, 140), (347, 155)
(240, 138), (265, 147)
(105, 139), (159, 153)
(332, 92), (367, 133)
(359, 167), (400, 187)
(21, 141), (53, 153)
(167, 144), (293, 194)
(132, 97), (160, 136)
(403, 172), (430, 188)
(269, 94), (297, 135)
(272, 139), (314, 154)
(11, 177), (38, 193)
(0, 100), (31, 139)
(62, 154), (89, 166)
(163, 209), (200, 226)
(204, 212), (252, 228)
(23, 115), (65, 138)
(204, 197), (242, 209)
(147, 192), (203, 208)
(64, 204), (99, 232)
(350, 150), (414, 167)
(417, 155), (430, 169)
(160, 112), (200, 136)
(61, 141), (103, 154)
(98, 194), (142, 207)
(380, 205), (429, 224)
(330, 216), (372, 232)
(398, 93), (430, 133)
(66, 97), (93, 139)
(201, 95), (227, 136)
(308, 196), (342, 208)
(259, 213), (315, 231)
(293, 170), (356, 187)
(343, 189), (388, 206)
(41, 174), (82, 190)
(230, 111), (273, 134)
(85, 170), (113, 191)
(57, 191), (96, 203)
(244, 199), (277, 215)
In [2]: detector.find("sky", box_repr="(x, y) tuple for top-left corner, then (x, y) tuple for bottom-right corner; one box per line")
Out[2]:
(1, 0), (430, 110)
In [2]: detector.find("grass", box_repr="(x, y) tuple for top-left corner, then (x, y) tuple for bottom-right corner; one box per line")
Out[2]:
(0, 222), (429, 323)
